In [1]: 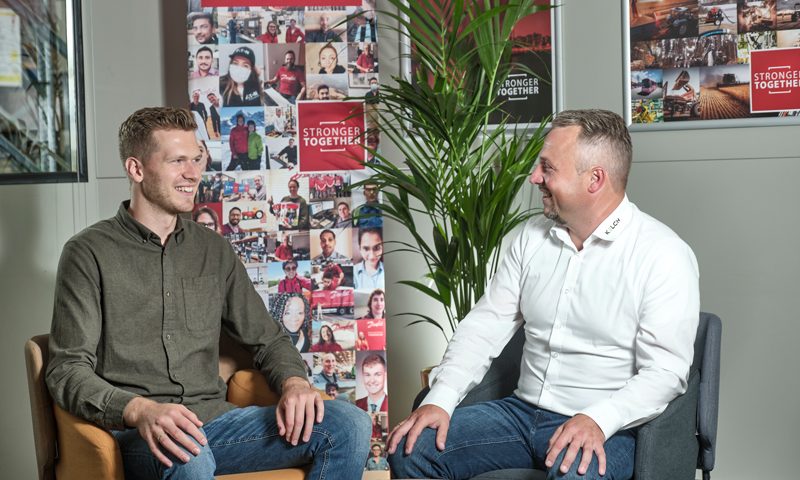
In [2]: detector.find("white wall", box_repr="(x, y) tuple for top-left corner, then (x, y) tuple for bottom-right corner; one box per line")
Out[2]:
(1, 0), (798, 478)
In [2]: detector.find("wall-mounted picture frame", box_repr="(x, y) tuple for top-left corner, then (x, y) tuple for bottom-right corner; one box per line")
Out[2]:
(0, 0), (87, 184)
(624, 0), (800, 130)
(399, 0), (562, 129)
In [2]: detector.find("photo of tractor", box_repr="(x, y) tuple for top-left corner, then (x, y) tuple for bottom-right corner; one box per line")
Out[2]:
(663, 69), (701, 119)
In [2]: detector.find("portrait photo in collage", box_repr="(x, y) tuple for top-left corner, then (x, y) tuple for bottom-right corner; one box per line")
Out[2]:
(629, 0), (800, 124)
(186, 2), (388, 473)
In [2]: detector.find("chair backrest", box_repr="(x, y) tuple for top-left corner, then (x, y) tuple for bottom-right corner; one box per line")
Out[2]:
(412, 312), (723, 477)
(24, 332), (258, 480)
(25, 335), (56, 480)
(696, 312), (722, 474)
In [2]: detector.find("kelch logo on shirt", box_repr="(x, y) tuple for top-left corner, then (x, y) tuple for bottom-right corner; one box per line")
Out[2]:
(605, 218), (621, 235)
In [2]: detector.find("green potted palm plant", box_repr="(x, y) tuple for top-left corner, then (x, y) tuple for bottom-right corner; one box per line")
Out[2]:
(364, 0), (552, 338)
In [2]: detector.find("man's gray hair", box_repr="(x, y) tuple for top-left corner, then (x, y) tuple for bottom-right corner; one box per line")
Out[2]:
(551, 109), (632, 190)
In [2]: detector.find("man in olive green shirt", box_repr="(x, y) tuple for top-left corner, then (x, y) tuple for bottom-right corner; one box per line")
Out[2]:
(46, 107), (370, 480)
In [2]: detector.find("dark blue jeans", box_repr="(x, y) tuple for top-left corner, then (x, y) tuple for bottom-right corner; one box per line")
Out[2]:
(389, 396), (636, 480)
(113, 400), (371, 480)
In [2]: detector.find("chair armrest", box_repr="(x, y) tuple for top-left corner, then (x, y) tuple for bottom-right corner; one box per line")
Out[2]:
(53, 404), (124, 480)
(227, 369), (331, 408)
(633, 370), (699, 480)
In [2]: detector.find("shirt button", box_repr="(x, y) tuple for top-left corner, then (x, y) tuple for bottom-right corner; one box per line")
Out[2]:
(552, 352), (559, 358)
(564, 288), (570, 295)
(545, 385), (551, 391)
(166, 292), (171, 297)
(166, 334), (171, 340)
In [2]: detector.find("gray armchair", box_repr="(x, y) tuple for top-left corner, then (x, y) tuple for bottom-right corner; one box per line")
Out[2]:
(412, 312), (721, 480)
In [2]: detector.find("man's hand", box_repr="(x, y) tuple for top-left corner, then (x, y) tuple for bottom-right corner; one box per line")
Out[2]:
(122, 397), (206, 468)
(386, 404), (450, 455)
(545, 414), (606, 476)
(277, 376), (324, 446)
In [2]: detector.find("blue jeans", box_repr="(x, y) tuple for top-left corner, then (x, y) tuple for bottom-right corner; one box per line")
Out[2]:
(389, 396), (636, 480)
(113, 400), (371, 480)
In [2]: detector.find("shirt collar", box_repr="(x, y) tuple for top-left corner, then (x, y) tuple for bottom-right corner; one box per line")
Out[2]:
(549, 196), (633, 246)
(591, 195), (633, 242)
(115, 200), (186, 245)
(356, 261), (384, 276)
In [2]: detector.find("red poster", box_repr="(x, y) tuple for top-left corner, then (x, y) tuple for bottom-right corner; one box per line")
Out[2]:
(298, 101), (366, 172)
(202, 1), (359, 6)
(357, 318), (385, 351)
(750, 48), (800, 113)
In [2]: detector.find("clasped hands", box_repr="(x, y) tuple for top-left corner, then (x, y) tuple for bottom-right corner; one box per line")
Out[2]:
(387, 405), (607, 476)
(123, 376), (322, 467)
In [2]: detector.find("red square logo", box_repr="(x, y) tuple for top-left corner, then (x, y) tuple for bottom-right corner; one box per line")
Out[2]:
(750, 48), (800, 113)
(298, 101), (366, 172)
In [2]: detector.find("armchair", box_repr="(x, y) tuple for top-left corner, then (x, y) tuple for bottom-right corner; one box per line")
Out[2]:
(24, 332), (311, 480)
(412, 312), (722, 480)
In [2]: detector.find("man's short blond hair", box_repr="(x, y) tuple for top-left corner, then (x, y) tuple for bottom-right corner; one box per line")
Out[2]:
(118, 107), (197, 165)
(551, 109), (632, 190)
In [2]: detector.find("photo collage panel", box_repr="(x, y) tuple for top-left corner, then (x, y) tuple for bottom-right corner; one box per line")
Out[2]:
(187, 2), (390, 472)
(629, 0), (800, 123)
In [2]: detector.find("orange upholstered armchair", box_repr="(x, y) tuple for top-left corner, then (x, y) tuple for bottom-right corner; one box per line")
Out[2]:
(25, 333), (313, 480)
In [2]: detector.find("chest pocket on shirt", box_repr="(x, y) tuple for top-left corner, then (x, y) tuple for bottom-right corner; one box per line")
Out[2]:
(182, 275), (222, 332)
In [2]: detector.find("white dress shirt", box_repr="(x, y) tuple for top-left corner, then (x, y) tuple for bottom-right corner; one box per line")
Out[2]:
(421, 197), (700, 440)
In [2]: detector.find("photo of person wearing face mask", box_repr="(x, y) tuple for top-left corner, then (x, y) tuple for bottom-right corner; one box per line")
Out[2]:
(364, 77), (379, 104)
(220, 46), (264, 107)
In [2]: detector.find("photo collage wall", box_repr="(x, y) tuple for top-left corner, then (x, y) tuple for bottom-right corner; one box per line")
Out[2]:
(186, 1), (389, 474)
(628, 0), (800, 124)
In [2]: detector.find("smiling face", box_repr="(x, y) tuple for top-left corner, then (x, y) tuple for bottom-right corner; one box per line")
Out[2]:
(337, 203), (350, 220)
(319, 15), (330, 31)
(359, 231), (383, 269)
(288, 179), (299, 197)
(283, 260), (298, 279)
(319, 46), (338, 71)
(192, 18), (214, 43)
(369, 292), (385, 317)
(133, 130), (203, 216)
(320, 325), (333, 342)
(320, 231), (336, 256)
(281, 296), (305, 333)
(228, 208), (241, 226)
(284, 51), (296, 67)
(528, 126), (589, 227)
(322, 354), (336, 374)
(362, 361), (385, 396)
(195, 49), (213, 73)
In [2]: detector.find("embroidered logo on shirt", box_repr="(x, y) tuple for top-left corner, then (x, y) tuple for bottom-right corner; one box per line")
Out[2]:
(605, 218), (621, 235)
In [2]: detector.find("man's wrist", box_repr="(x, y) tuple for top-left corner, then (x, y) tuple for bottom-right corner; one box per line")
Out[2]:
(122, 396), (148, 427)
(281, 376), (310, 392)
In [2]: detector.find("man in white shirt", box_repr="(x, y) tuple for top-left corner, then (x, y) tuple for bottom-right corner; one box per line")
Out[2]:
(387, 110), (700, 480)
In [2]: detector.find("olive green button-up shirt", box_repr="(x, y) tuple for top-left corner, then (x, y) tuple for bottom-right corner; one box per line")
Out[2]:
(46, 202), (306, 430)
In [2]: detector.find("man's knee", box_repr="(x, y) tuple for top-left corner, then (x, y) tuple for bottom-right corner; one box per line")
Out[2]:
(166, 443), (216, 480)
(545, 449), (628, 480)
(388, 430), (440, 479)
(320, 400), (371, 450)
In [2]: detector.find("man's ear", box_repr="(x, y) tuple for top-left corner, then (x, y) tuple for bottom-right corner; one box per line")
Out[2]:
(587, 166), (606, 194)
(124, 157), (144, 183)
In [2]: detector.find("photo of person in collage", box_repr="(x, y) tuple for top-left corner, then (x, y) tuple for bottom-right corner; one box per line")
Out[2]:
(188, 3), (386, 467)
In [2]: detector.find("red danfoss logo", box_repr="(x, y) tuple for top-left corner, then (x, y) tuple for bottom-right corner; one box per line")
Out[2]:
(298, 101), (366, 172)
(750, 48), (800, 113)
